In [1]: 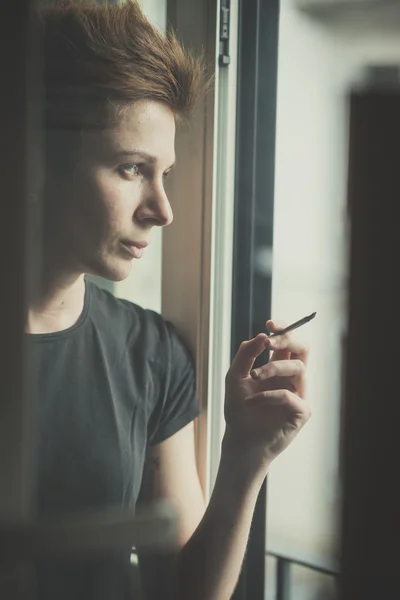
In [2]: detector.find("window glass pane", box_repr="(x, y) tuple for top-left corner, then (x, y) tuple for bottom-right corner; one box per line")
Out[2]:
(267, 0), (400, 587)
(290, 564), (337, 600)
(265, 557), (337, 600)
(265, 555), (277, 600)
(267, 2), (350, 571)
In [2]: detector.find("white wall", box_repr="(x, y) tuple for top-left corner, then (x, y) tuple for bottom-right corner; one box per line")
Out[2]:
(268, 0), (400, 582)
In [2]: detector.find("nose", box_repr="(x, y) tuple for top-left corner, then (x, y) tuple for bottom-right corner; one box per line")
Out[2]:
(136, 180), (173, 228)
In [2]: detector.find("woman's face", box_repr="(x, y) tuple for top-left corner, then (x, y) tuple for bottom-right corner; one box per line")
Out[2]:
(47, 99), (176, 281)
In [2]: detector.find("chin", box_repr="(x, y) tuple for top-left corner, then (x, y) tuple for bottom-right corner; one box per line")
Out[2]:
(86, 258), (133, 283)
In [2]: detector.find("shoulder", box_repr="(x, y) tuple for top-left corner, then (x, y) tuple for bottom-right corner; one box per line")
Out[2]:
(87, 278), (159, 330)
(86, 279), (190, 360)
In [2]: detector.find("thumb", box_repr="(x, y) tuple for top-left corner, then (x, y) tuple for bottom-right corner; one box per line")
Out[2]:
(230, 333), (268, 379)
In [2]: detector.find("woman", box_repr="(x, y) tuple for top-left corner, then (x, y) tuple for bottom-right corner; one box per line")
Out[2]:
(29, 1), (311, 598)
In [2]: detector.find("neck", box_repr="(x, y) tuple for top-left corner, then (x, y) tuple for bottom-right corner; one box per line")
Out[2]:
(26, 264), (86, 334)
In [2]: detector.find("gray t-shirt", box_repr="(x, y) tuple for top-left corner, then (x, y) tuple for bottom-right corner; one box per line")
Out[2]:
(27, 279), (199, 599)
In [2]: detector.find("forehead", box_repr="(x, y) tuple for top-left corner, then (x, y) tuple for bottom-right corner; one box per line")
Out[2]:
(81, 100), (176, 164)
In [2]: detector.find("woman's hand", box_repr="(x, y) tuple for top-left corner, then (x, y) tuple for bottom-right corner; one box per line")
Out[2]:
(223, 320), (311, 475)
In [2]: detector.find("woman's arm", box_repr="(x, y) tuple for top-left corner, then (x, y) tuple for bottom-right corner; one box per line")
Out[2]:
(137, 322), (311, 600)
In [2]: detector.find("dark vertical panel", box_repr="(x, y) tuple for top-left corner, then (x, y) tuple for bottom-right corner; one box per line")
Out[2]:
(0, 0), (41, 520)
(231, 0), (280, 599)
(340, 90), (400, 599)
(0, 0), (42, 596)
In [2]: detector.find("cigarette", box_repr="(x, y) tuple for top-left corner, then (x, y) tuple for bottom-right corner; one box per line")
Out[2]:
(268, 312), (316, 337)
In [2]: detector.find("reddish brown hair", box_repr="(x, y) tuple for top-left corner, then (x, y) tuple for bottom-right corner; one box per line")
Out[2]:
(39, 0), (206, 171)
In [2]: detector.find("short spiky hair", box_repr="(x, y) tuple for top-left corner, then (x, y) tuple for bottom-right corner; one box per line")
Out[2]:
(40, 0), (206, 134)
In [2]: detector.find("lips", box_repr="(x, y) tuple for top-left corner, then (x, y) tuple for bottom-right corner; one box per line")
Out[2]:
(122, 240), (148, 249)
(120, 240), (148, 259)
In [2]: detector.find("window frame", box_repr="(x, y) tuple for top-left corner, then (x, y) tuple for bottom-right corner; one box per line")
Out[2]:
(230, 0), (280, 598)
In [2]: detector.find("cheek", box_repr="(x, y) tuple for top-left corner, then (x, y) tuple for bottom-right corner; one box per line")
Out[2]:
(97, 181), (141, 235)
(99, 177), (143, 222)
(78, 174), (126, 233)
(97, 182), (122, 221)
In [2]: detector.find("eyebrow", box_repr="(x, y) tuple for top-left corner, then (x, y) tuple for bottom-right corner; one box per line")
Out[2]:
(113, 149), (175, 169)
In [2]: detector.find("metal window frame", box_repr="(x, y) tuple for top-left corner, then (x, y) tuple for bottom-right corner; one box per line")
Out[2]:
(206, 0), (240, 497)
(230, 0), (280, 598)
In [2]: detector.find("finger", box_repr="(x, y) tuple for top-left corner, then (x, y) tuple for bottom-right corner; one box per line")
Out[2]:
(266, 319), (287, 333)
(266, 320), (309, 364)
(244, 389), (307, 416)
(268, 336), (309, 363)
(265, 320), (291, 361)
(251, 359), (306, 395)
(230, 333), (269, 379)
(250, 359), (305, 382)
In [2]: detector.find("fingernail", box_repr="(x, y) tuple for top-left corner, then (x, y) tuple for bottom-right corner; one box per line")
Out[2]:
(250, 369), (259, 379)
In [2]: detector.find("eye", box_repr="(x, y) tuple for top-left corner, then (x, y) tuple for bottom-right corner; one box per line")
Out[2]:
(120, 164), (141, 178)
(163, 169), (172, 181)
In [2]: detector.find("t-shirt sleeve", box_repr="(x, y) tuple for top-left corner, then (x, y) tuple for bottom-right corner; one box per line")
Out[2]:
(149, 321), (200, 446)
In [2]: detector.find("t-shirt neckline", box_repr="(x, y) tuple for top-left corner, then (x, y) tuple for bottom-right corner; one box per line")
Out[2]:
(26, 278), (92, 342)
